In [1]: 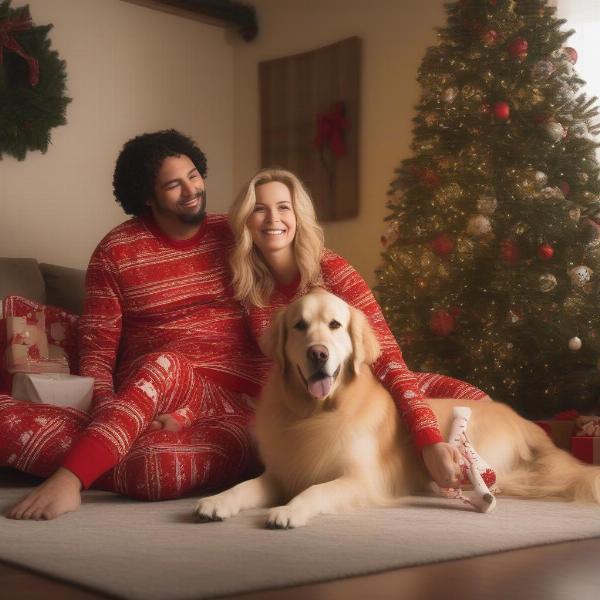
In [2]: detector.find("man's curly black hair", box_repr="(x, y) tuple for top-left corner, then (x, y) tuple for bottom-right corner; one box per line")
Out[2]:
(113, 129), (208, 216)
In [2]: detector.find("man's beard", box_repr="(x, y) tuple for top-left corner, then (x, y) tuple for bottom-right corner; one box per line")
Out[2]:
(178, 189), (207, 225)
(153, 189), (207, 225)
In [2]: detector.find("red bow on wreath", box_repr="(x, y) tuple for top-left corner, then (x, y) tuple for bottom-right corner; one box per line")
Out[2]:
(0, 13), (40, 86)
(314, 101), (348, 157)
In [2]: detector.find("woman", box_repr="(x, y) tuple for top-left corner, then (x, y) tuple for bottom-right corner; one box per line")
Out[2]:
(228, 168), (489, 489)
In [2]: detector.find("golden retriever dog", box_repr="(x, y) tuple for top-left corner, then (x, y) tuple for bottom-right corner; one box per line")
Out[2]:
(194, 289), (600, 528)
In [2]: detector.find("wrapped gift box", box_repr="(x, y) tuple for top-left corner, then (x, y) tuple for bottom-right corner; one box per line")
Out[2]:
(534, 419), (577, 451)
(11, 372), (94, 413)
(571, 436), (600, 465)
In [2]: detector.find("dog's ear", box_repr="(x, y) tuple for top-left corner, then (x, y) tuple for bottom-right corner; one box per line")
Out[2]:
(349, 307), (381, 374)
(259, 308), (288, 372)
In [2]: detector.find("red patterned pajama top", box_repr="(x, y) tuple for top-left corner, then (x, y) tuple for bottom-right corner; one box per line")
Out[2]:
(246, 250), (487, 450)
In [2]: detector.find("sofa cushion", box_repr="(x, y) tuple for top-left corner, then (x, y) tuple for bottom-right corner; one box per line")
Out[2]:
(0, 258), (46, 311)
(39, 263), (86, 315)
(2, 296), (80, 375)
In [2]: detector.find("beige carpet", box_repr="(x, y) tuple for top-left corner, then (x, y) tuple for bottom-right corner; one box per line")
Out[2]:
(1, 485), (600, 600)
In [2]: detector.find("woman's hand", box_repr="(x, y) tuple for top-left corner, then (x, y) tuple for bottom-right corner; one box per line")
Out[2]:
(422, 442), (465, 489)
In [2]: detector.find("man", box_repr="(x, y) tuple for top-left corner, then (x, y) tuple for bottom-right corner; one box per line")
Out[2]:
(5, 130), (261, 520)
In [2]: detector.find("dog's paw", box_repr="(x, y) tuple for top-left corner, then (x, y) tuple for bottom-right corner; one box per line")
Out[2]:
(193, 494), (240, 523)
(266, 506), (308, 529)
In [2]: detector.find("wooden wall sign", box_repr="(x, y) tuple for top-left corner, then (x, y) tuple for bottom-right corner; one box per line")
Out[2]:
(259, 37), (361, 221)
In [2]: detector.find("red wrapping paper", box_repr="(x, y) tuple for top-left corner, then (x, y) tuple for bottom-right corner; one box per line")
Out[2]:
(571, 436), (600, 465)
(534, 419), (576, 451)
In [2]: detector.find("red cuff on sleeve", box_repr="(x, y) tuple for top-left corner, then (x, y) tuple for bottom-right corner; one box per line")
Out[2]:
(61, 434), (119, 489)
(413, 427), (445, 451)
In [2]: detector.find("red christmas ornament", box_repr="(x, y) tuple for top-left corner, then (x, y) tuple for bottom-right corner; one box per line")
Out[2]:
(421, 169), (441, 189)
(500, 239), (520, 264)
(493, 101), (510, 120)
(538, 244), (554, 260)
(564, 47), (578, 65)
(430, 233), (455, 257)
(429, 310), (456, 336)
(559, 180), (570, 197)
(507, 37), (528, 60)
(481, 29), (499, 46)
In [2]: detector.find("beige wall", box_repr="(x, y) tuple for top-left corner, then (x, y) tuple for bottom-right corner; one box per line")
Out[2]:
(233, 0), (447, 285)
(1, 0), (448, 281)
(0, 0), (235, 269)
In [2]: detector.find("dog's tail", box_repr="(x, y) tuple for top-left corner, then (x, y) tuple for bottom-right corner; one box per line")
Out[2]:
(497, 415), (600, 503)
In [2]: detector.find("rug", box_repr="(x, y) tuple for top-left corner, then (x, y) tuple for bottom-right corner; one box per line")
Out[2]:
(1, 486), (600, 600)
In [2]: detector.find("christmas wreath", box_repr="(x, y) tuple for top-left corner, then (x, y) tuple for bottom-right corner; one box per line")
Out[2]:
(0, 0), (70, 161)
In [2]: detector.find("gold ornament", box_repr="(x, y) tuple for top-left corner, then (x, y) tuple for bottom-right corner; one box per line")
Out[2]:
(437, 156), (454, 170)
(420, 250), (435, 268)
(530, 89), (544, 105)
(539, 273), (558, 292)
(512, 221), (529, 236)
(425, 112), (438, 126)
(456, 236), (475, 258)
(441, 86), (459, 103)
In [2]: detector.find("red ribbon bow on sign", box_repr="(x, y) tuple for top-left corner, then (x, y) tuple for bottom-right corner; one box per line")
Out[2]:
(314, 101), (348, 157)
(0, 13), (40, 86)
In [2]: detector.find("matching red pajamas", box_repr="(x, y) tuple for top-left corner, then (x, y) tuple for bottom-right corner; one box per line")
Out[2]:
(0, 217), (486, 500)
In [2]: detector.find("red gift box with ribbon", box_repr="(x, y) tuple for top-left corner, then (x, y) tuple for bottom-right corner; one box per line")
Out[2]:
(534, 411), (578, 451)
(571, 416), (600, 464)
(571, 437), (600, 465)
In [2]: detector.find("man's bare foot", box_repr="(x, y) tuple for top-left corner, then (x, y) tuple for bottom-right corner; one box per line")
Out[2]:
(5, 467), (82, 521)
(150, 413), (183, 432)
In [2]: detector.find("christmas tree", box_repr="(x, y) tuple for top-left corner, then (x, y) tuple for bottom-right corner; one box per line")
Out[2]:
(376, 0), (600, 418)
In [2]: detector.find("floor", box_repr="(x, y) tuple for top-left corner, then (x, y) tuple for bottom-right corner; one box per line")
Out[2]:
(2, 469), (600, 600)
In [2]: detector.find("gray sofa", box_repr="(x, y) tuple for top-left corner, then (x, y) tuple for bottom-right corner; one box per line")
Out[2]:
(0, 257), (86, 316)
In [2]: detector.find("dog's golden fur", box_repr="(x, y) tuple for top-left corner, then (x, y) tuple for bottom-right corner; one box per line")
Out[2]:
(194, 290), (600, 528)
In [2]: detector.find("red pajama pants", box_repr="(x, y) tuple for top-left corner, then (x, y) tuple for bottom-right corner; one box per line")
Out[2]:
(0, 351), (257, 500)
(0, 366), (486, 501)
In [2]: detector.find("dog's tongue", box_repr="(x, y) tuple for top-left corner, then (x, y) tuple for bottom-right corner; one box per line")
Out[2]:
(308, 376), (334, 400)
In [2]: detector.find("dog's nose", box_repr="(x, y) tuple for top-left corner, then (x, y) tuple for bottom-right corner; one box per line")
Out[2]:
(307, 345), (329, 366)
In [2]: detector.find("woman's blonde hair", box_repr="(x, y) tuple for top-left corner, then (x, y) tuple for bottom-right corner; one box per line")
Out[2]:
(229, 168), (325, 307)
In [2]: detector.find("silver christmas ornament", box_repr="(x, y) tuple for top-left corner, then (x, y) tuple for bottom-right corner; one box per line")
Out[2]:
(545, 121), (566, 142)
(569, 265), (593, 287)
(568, 336), (583, 351)
(534, 171), (548, 187)
(466, 214), (492, 237)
